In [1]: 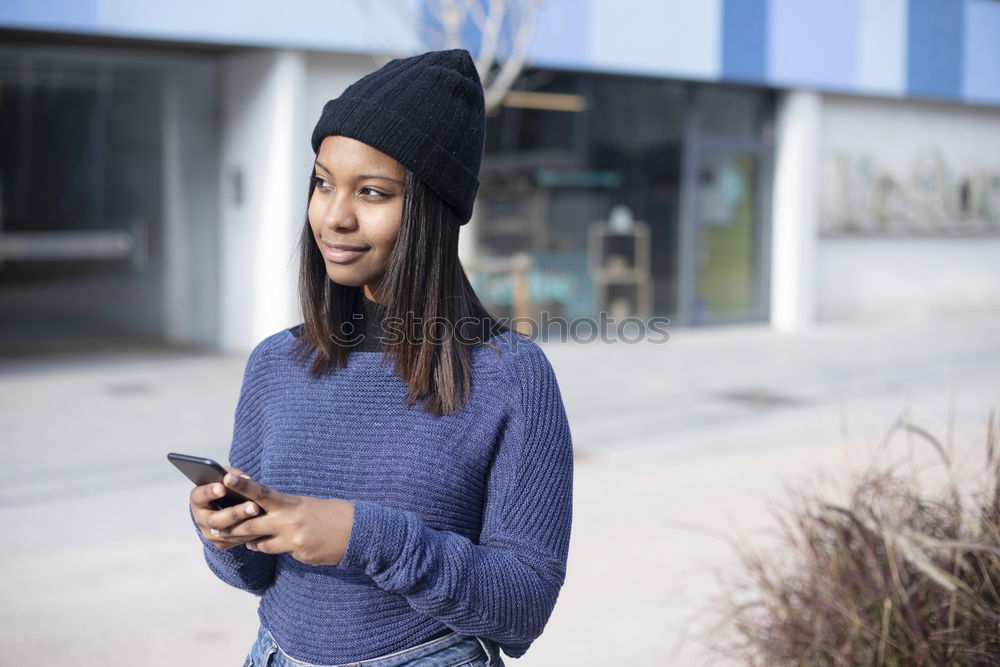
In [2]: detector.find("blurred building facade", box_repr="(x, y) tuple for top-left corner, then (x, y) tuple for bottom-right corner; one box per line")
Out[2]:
(1, 0), (998, 352)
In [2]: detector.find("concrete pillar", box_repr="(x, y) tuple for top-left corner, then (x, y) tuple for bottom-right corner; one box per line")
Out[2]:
(219, 50), (307, 354)
(458, 205), (479, 268)
(161, 60), (221, 350)
(770, 90), (822, 332)
(162, 72), (190, 345)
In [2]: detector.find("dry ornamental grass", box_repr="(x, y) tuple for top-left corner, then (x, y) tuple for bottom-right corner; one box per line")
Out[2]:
(714, 412), (1000, 666)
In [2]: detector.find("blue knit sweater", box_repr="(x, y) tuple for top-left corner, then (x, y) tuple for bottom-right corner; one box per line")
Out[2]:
(199, 301), (574, 664)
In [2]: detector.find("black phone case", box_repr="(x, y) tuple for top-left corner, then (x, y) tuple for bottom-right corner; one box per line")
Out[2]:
(167, 453), (253, 510)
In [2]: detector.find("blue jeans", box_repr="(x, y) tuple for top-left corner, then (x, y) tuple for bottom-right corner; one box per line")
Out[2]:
(243, 625), (504, 667)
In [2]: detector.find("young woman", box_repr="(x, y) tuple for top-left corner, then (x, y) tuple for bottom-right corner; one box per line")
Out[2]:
(188, 49), (574, 667)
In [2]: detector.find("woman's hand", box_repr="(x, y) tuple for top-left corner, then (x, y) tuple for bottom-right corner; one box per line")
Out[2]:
(189, 467), (262, 550)
(213, 472), (355, 567)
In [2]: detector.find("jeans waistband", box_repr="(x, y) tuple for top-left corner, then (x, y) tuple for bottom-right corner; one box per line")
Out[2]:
(247, 624), (501, 667)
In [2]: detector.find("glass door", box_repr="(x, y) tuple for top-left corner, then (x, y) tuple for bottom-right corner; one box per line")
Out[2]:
(677, 84), (773, 326)
(0, 47), (164, 343)
(691, 149), (766, 323)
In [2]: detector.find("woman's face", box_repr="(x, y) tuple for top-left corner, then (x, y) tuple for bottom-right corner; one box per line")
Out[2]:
(308, 135), (406, 303)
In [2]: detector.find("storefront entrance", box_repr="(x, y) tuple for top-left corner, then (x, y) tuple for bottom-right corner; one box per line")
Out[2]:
(0, 42), (219, 349)
(476, 70), (773, 333)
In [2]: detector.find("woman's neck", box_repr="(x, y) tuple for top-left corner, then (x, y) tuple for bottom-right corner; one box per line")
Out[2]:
(355, 292), (387, 352)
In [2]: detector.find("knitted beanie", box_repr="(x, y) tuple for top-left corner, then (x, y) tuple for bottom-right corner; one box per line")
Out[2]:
(310, 49), (486, 224)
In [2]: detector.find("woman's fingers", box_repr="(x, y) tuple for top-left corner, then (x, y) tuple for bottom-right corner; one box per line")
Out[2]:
(215, 517), (276, 552)
(223, 472), (283, 510)
(243, 534), (279, 554)
(199, 512), (262, 550)
(208, 534), (250, 550)
(190, 481), (226, 509)
(185, 468), (265, 550)
(218, 515), (270, 541)
(205, 501), (261, 530)
(191, 484), (261, 548)
(223, 466), (250, 479)
(244, 537), (262, 552)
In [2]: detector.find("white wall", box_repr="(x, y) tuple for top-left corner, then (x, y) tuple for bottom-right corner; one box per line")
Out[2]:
(820, 93), (1000, 235)
(218, 50), (376, 353)
(818, 237), (1000, 321)
(815, 93), (1000, 322)
(218, 50), (307, 353)
(770, 90), (821, 332)
(162, 57), (221, 349)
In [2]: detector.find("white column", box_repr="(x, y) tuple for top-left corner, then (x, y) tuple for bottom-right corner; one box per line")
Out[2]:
(161, 60), (222, 350)
(162, 73), (188, 344)
(459, 206), (479, 268)
(219, 50), (308, 354)
(770, 90), (822, 332)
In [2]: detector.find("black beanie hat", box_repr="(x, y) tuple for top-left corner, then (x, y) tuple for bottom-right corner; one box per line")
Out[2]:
(311, 49), (486, 224)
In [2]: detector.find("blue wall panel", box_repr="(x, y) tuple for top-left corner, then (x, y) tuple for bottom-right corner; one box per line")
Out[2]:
(2, 0), (999, 107)
(907, 0), (964, 99)
(722, 0), (768, 82)
(963, 0), (1000, 104)
(0, 0), (98, 32)
(588, 0), (721, 79)
(769, 0), (860, 89)
(856, 0), (907, 95)
(528, 0), (590, 69)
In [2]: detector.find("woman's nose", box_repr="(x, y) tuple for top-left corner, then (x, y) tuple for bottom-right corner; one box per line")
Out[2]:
(322, 194), (357, 231)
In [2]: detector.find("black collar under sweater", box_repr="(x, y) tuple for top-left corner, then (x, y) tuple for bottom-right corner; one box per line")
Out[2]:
(287, 294), (386, 352)
(354, 293), (388, 352)
(288, 295), (506, 351)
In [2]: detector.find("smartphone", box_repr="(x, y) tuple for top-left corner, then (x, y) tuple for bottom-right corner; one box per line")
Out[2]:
(167, 452), (256, 511)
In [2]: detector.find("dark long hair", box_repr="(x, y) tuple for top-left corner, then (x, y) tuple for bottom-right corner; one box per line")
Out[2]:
(292, 168), (511, 416)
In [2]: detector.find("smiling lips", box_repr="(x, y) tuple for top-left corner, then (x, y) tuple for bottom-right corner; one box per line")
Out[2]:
(320, 241), (368, 263)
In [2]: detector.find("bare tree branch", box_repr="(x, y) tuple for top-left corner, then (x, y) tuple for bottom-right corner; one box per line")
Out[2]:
(364, 0), (546, 115)
(437, 0), (464, 50)
(482, 0), (542, 112)
(474, 0), (505, 82)
(460, 0), (488, 30)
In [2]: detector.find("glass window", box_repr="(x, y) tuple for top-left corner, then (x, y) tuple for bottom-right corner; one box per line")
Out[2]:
(485, 70), (581, 157)
(478, 71), (773, 330)
(0, 46), (217, 343)
(479, 70), (684, 326)
(693, 151), (763, 322)
(0, 57), (162, 236)
(698, 86), (769, 139)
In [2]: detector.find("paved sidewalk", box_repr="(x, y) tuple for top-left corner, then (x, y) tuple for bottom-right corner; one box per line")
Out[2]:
(1, 313), (998, 665)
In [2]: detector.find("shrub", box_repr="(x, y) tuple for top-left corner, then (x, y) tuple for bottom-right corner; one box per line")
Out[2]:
(714, 413), (1000, 666)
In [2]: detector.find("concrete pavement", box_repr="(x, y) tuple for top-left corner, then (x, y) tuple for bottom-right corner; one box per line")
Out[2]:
(2, 313), (998, 665)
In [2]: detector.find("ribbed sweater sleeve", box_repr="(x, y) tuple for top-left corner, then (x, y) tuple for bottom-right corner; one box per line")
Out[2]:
(198, 337), (278, 595)
(337, 341), (574, 657)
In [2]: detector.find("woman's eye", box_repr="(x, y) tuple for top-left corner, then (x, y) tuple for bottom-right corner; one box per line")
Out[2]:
(313, 176), (333, 192)
(360, 186), (388, 198)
